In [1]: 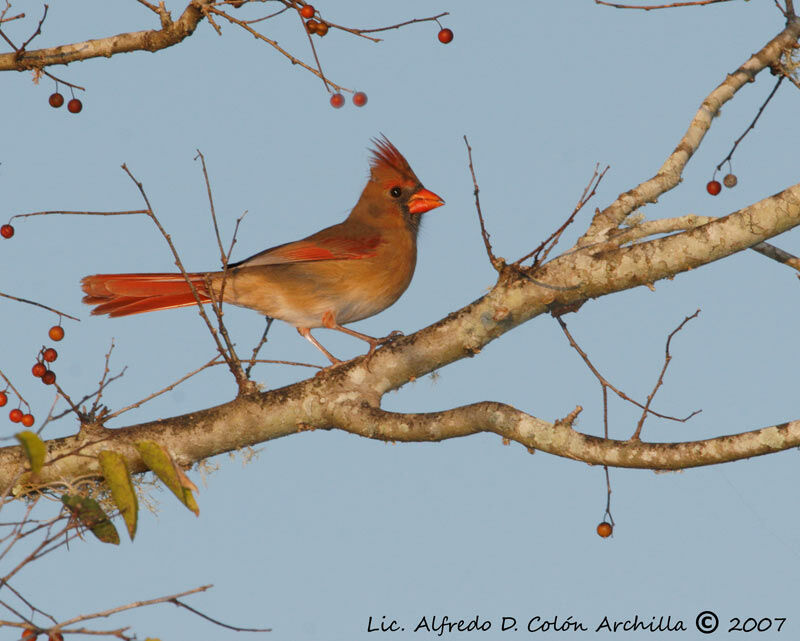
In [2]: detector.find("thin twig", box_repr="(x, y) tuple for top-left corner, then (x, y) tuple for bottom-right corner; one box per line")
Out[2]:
(556, 317), (700, 424)
(120, 163), (244, 384)
(52, 585), (213, 630)
(171, 599), (272, 632)
(0, 291), (79, 321)
(17, 4), (47, 53)
(9, 209), (148, 222)
(245, 317), (274, 378)
(595, 0), (733, 8)
(631, 310), (701, 440)
(715, 76), (784, 174)
(463, 136), (502, 270)
(514, 164), (609, 268)
(103, 355), (224, 421)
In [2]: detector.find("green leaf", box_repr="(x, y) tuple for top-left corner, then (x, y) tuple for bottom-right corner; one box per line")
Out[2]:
(134, 440), (199, 516)
(98, 450), (138, 541)
(61, 494), (120, 545)
(15, 430), (45, 475)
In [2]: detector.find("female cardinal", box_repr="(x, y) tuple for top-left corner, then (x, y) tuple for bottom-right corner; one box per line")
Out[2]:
(81, 137), (444, 364)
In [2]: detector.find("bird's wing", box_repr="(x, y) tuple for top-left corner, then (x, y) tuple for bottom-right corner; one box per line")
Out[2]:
(232, 234), (384, 268)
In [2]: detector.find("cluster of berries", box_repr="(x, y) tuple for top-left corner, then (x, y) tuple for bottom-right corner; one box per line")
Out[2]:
(1, 326), (65, 428)
(48, 92), (82, 113)
(706, 174), (737, 196)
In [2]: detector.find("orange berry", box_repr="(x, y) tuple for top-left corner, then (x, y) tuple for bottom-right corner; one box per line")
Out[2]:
(42, 371), (56, 385)
(300, 4), (315, 19)
(1, 224), (14, 239)
(305, 18), (319, 33)
(32, 363), (46, 378)
(352, 91), (368, 107)
(43, 348), (58, 362)
(48, 326), (64, 341)
(21, 413), (34, 427)
(438, 28), (454, 44)
(67, 98), (82, 114)
(9, 408), (23, 423)
(329, 93), (345, 108)
(596, 521), (613, 538)
(0, 391), (7, 407)
(315, 21), (329, 36)
(49, 92), (64, 108)
(706, 180), (721, 196)
(48, 632), (63, 641)
(21, 629), (38, 641)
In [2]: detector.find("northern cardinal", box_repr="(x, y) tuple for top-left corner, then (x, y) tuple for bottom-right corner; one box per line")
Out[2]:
(81, 137), (444, 364)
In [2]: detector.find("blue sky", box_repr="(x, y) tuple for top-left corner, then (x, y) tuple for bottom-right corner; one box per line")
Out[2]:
(3, 1), (800, 639)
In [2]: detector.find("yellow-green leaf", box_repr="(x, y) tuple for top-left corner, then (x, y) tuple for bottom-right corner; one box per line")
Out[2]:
(98, 450), (138, 541)
(61, 494), (120, 545)
(15, 430), (45, 474)
(134, 440), (199, 516)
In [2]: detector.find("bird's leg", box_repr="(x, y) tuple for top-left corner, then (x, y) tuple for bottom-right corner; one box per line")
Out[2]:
(297, 327), (341, 365)
(321, 311), (402, 360)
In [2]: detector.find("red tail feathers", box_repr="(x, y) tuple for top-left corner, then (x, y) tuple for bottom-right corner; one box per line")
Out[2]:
(81, 273), (211, 317)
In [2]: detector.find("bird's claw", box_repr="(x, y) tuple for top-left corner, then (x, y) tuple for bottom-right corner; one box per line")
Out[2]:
(376, 330), (404, 345)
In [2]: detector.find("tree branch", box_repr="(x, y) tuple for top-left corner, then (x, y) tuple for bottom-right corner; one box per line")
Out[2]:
(0, 1), (211, 72)
(1, 181), (800, 490)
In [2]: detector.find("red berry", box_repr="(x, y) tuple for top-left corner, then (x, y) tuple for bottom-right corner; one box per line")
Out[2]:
(32, 362), (46, 378)
(49, 633), (64, 641)
(42, 371), (56, 385)
(21, 413), (34, 427)
(438, 28), (454, 44)
(49, 92), (64, 108)
(0, 224), (14, 239)
(315, 21), (329, 36)
(43, 348), (58, 362)
(329, 93), (345, 109)
(305, 18), (319, 33)
(21, 629), (38, 641)
(300, 4), (315, 19)
(352, 91), (368, 107)
(596, 521), (613, 538)
(48, 326), (65, 341)
(67, 98), (82, 114)
(9, 408), (23, 423)
(0, 392), (7, 407)
(706, 180), (721, 196)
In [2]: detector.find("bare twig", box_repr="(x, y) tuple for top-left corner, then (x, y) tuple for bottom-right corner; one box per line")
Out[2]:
(120, 163), (246, 386)
(103, 355), (224, 421)
(52, 585), (212, 629)
(9, 209), (149, 221)
(245, 317), (274, 378)
(205, 6), (348, 93)
(595, 0), (734, 8)
(171, 598), (272, 632)
(16, 4), (47, 54)
(515, 164), (609, 268)
(463, 136), (502, 270)
(715, 76), (784, 174)
(556, 317), (700, 424)
(631, 310), (701, 440)
(0, 291), (79, 321)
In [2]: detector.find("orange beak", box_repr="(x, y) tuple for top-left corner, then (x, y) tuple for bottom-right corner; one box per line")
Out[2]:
(408, 188), (445, 215)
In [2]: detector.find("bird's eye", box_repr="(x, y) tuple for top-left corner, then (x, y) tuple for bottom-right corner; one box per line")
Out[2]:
(389, 186), (402, 198)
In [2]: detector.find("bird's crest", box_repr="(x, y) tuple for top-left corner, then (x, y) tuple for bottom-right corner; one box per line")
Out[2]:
(369, 136), (419, 187)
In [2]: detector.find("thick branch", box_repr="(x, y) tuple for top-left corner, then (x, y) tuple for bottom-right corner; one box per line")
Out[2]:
(0, 1), (210, 71)
(327, 402), (800, 470)
(580, 16), (800, 243)
(1, 182), (799, 490)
